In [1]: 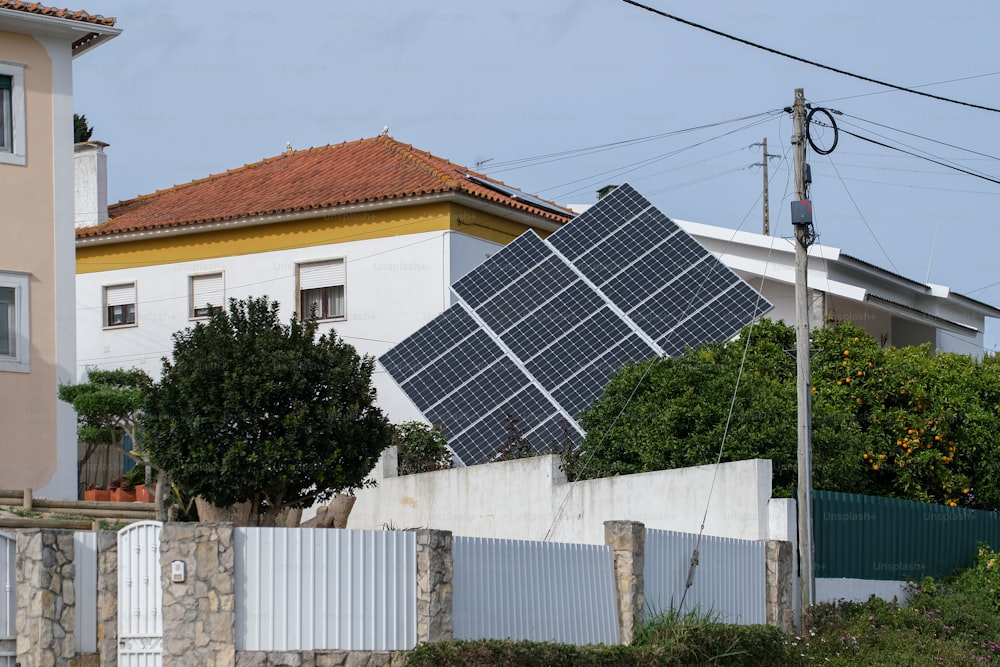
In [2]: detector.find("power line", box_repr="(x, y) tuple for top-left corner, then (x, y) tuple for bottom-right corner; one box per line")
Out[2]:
(620, 0), (1000, 113)
(486, 110), (781, 174)
(833, 125), (1000, 186)
(838, 113), (1000, 163)
(816, 71), (1000, 105)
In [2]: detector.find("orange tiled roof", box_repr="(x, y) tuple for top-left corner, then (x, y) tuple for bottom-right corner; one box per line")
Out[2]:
(79, 135), (573, 239)
(0, 1), (116, 27)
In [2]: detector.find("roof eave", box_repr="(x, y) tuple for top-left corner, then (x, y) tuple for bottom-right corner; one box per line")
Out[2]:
(0, 8), (120, 55)
(77, 191), (567, 247)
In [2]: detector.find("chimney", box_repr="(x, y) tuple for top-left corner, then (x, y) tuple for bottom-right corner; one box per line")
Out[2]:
(74, 141), (109, 228)
(596, 184), (619, 200)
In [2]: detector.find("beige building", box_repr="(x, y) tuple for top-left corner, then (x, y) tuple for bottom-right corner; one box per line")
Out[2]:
(0, 2), (118, 497)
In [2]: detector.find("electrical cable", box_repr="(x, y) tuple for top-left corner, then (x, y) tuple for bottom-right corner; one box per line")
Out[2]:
(838, 113), (1000, 163)
(833, 126), (1000, 186)
(620, 0), (1000, 114)
(806, 107), (838, 155)
(816, 71), (1000, 105)
(485, 110), (782, 174)
(822, 155), (900, 273)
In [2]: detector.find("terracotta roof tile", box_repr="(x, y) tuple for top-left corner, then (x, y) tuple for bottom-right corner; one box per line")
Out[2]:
(0, 1), (116, 27)
(79, 135), (572, 238)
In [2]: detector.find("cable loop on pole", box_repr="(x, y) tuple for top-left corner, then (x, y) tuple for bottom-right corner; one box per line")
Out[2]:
(806, 107), (839, 155)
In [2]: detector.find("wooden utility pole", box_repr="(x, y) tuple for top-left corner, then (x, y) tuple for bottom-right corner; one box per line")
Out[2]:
(762, 138), (771, 235)
(791, 87), (815, 629)
(752, 139), (780, 235)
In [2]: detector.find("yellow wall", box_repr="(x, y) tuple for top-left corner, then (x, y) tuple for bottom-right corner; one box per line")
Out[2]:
(77, 201), (553, 273)
(0, 30), (58, 489)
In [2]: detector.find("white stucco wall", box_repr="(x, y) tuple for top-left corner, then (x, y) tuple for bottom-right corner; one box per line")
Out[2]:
(816, 578), (909, 605)
(76, 229), (503, 423)
(348, 451), (775, 544)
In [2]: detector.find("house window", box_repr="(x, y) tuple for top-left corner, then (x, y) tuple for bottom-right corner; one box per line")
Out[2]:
(104, 283), (137, 327)
(0, 63), (26, 166)
(190, 273), (224, 318)
(298, 259), (345, 321)
(0, 271), (29, 373)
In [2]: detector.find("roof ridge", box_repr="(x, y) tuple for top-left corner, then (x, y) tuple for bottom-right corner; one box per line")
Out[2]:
(376, 135), (466, 192)
(109, 140), (366, 210)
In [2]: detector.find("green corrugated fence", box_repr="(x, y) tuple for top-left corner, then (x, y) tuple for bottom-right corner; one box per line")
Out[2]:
(814, 490), (1000, 580)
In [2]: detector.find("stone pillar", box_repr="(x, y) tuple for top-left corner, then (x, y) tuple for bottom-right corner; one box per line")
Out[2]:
(415, 529), (453, 643)
(96, 530), (118, 666)
(15, 529), (77, 666)
(604, 520), (645, 645)
(766, 539), (795, 633)
(159, 523), (236, 667)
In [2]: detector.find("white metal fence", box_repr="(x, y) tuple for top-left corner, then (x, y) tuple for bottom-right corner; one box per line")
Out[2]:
(452, 536), (619, 646)
(0, 531), (14, 667)
(74, 531), (98, 654)
(234, 527), (416, 651)
(645, 528), (765, 624)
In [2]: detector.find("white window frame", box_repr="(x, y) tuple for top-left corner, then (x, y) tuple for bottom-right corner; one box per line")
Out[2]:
(0, 61), (26, 167)
(103, 281), (139, 329)
(0, 271), (29, 373)
(189, 272), (225, 319)
(297, 258), (346, 322)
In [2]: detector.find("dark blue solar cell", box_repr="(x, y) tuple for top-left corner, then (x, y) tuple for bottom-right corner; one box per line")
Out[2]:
(452, 232), (551, 308)
(474, 255), (577, 334)
(380, 305), (478, 381)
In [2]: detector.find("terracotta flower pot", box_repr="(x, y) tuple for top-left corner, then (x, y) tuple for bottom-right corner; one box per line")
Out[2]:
(111, 488), (136, 503)
(135, 484), (154, 503)
(84, 489), (111, 502)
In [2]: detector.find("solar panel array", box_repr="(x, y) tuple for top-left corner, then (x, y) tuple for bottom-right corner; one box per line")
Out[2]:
(380, 184), (772, 465)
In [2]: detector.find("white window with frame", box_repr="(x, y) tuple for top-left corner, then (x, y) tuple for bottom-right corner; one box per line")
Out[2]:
(0, 62), (26, 166)
(0, 271), (29, 373)
(190, 272), (225, 319)
(103, 283), (137, 328)
(298, 259), (345, 321)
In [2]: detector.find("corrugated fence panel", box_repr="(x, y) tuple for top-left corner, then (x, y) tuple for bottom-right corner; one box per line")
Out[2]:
(645, 529), (765, 625)
(235, 528), (416, 651)
(815, 490), (1000, 580)
(74, 531), (98, 653)
(452, 536), (619, 646)
(0, 531), (14, 666)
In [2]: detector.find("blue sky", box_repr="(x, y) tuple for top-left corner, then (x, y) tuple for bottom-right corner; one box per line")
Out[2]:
(72, 1), (1000, 350)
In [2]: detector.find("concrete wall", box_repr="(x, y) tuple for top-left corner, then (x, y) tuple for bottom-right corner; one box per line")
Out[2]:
(349, 450), (777, 543)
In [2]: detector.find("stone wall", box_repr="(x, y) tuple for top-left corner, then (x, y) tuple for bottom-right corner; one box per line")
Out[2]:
(604, 521), (645, 645)
(235, 651), (406, 666)
(159, 522), (236, 667)
(15, 529), (76, 666)
(766, 539), (795, 633)
(96, 529), (118, 666)
(415, 528), (453, 643)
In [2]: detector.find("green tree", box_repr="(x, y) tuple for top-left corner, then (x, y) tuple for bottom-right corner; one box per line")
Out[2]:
(142, 296), (393, 525)
(577, 319), (1000, 509)
(58, 369), (160, 503)
(73, 113), (93, 143)
(393, 422), (453, 475)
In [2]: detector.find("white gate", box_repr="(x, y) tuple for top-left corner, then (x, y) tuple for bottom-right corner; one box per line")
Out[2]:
(0, 531), (15, 667)
(118, 521), (163, 666)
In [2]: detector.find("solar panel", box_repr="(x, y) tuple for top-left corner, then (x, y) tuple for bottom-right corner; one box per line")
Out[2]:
(380, 183), (772, 465)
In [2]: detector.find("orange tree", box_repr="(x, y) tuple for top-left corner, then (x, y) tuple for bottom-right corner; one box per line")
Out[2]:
(577, 319), (1000, 508)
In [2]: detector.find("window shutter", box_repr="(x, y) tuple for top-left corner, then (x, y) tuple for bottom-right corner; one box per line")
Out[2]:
(192, 274), (224, 310)
(105, 283), (135, 307)
(299, 260), (345, 290)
